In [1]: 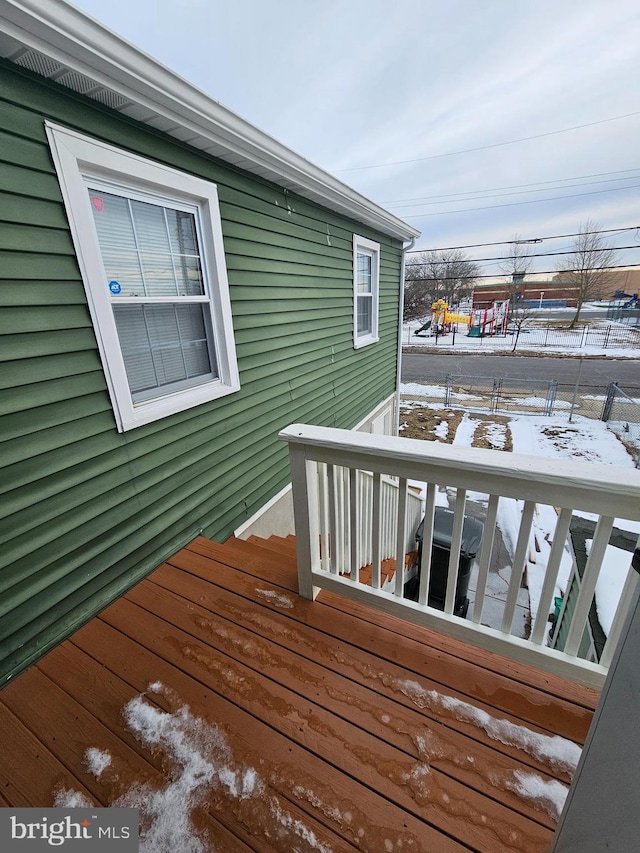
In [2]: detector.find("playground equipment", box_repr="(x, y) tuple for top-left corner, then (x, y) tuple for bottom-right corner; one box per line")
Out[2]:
(468, 300), (509, 337)
(413, 300), (471, 337)
(613, 290), (639, 308)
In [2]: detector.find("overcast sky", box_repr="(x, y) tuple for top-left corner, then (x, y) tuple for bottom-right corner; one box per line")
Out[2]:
(71, 0), (640, 280)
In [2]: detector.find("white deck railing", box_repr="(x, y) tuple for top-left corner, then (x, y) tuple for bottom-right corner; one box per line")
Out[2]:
(316, 465), (423, 578)
(280, 423), (640, 689)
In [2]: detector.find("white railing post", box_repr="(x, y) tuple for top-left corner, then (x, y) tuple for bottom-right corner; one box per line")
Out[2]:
(327, 464), (338, 575)
(417, 483), (436, 606)
(288, 441), (320, 600)
(371, 472), (382, 589)
(394, 478), (408, 596)
(349, 467), (358, 581)
(317, 463), (330, 573)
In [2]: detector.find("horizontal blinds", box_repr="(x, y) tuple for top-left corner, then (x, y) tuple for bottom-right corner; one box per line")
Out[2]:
(88, 189), (204, 297)
(114, 304), (216, 400)
(357, 295), (373, 335)
(88, 185), (219, 401)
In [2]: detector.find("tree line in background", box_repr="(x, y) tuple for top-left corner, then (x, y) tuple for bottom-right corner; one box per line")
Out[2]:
(404, 219), (619, 328)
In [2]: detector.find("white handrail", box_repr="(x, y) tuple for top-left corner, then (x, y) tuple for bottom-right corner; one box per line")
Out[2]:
(281, 423), (640, 689)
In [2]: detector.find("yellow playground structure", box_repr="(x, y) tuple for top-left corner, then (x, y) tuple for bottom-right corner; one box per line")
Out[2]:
(413, 299), (471, 336)
(413, 298), (510, 338)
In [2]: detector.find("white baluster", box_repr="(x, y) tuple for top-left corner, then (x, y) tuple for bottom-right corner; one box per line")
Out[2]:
(501, 500), (535, 634)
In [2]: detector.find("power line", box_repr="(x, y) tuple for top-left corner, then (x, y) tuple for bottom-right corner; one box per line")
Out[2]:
(399, 181), (640, 219)
(386, 174), (640, 209)
(407, 226), (640, 253)
(405, 244), (640, 266)
(405, 261), (640, 282)
(381, 167), (640, 205)
(334, 110), (640, 172)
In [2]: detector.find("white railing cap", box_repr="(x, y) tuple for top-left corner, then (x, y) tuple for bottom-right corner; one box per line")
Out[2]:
(280, 423), (640, 520)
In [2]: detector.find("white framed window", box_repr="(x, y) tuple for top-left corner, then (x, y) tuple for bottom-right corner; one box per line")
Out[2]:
(353, 234), (380, 348)
(46, 122), (240, 432)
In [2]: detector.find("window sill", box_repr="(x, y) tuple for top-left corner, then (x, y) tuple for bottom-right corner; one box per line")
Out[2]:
(353, 334), (379, 350)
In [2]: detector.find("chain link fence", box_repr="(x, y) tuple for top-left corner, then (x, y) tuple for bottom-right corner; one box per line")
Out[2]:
(404, 322), (640, 351)
(401, 374), (612, 420)
(602, 384), (640, 464)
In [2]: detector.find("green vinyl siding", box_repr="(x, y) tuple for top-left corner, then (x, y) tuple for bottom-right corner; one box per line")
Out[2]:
(553, 577), (594, 660)
(0, 60), (404, 685)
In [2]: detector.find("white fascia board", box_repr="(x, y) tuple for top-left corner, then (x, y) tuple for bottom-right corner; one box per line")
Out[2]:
(0, 0), (420, 242)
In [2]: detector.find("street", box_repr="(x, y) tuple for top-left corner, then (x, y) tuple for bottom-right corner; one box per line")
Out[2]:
(401, 352), (640, 391)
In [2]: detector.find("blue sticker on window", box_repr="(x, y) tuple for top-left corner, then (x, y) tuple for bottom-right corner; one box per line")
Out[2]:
(109, 281), (122, 294)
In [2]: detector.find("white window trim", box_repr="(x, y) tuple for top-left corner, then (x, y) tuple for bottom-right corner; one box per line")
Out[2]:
(46, 122), (240, 432)
(353, 234), (380, 349)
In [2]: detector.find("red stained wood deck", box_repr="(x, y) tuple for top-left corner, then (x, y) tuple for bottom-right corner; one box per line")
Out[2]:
(0, 535), (599, 852)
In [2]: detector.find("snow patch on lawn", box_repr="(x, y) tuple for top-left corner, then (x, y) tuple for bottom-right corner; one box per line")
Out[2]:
(509, 415), (635, 467)
(480, 422), (508, 449)
(451, 414), (479, 448)
(401, 382), (482, 401)
(433, 419), (449, 440)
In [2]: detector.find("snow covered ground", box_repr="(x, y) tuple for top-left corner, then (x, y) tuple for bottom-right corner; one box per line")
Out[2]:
(400, 405), (640, 642)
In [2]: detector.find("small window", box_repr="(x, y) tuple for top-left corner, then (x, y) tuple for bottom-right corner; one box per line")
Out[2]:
(353, 235), (380, 348)
(46, 123), (239, 431)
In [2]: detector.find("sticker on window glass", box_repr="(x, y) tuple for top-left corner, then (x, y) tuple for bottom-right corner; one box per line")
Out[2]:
(109, 281), (122, 294)
(91, 195), (104, 212)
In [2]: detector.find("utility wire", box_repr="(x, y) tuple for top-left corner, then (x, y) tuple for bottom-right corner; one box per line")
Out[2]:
(386, 174), (640, 209)
(406, 244), (640, 265)
(334, 110), (640, 172)
(399, 181), (640, 218)
(405, 261), (640, 282)
(381, 167), (640, 205)
(407, 226), (640, 253)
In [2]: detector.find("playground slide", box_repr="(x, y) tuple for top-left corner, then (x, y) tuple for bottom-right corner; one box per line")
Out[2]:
(413, 320), (431, 336)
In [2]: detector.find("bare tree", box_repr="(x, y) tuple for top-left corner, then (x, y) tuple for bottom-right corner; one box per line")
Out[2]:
(556, 220), (618, 327)
(500, 234), (535, 282)
(404, 249), (479, 320)
(508, 298), (536, 352)
(477, 232), (537, 351)
(498, 234), (537, 312)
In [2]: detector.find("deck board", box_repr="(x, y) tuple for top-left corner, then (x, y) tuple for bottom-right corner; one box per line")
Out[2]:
(117, 580), (558, 826)
(0, 699), (97, 807)
(0, 535), (599, 852)
(172, 543), (595, 742)
(149, 560), (574, 780)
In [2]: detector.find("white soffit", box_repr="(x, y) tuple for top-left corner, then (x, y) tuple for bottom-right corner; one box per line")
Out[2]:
(0, 0), (419, 242)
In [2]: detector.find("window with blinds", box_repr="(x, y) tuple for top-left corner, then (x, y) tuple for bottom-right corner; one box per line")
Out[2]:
(353, 235), (380, 348)
(87, 186), (218, 402)
(46, 123), (240, 432)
